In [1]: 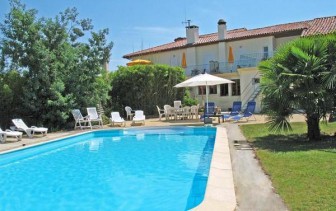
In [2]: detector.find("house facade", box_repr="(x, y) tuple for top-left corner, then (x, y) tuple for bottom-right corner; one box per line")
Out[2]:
(123, 16), (336, 112)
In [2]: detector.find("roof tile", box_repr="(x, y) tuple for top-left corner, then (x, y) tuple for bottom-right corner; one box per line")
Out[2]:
(124, 16), (336, 59)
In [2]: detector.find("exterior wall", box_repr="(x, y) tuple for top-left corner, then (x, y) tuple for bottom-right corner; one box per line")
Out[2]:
(130, 36), (275, 72)
(190, 68), (262, 113)
(186, 47), (197, 66)
(226, 36), (274, 59)
(195, 44), (218, 67)
(274, 35), (300, 49)
(132, 49), (185, 67)
(190, 72), (241, 112)
(218, 42), (227, 63)
(237, 67), (261, 112)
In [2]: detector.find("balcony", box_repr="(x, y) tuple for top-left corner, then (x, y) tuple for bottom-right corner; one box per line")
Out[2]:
(185, 52), (273, 76)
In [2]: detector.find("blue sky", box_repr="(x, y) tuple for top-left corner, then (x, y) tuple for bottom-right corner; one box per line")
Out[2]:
(0, 0), (335, 70)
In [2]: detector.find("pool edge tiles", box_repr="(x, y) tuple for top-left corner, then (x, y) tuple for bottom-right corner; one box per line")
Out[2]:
(0, 129), (95, 156)
(192, 126), (237, 211)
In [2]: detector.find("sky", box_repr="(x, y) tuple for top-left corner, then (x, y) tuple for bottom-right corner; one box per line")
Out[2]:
(0, 0), (335, 70)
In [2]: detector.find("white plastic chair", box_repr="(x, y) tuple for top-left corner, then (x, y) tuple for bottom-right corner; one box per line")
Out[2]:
(71, 109), (91, 129)
(182, 106), (191, 119)
(0, 128), (22, 143)
(163, 105), (174, 120)
(87, 107), (103, 128)
(190, 105), (199, 119)
(125, 106), (134, 120)
(12, 119), (48, 138)
(174, 100), (182, 109)
(156, 105), (165, 121)
(110, 112), (126, 127)
(132, 110), (146, 125)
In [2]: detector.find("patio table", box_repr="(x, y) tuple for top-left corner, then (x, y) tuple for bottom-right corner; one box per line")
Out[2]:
(206, 114), (222, 123)
(171, 108), (183, 120)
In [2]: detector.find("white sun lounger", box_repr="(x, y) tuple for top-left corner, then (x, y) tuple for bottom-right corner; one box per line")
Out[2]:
(0, 128), (23, 143)
(71, 109), (91, 129)
(110, 112), (126, 127)
(132, 110), (146, 125)
(87, 107), (103, 128)
(12, 119), (48, 138)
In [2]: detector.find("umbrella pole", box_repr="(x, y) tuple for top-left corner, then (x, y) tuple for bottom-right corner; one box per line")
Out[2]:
(206, 84), (209, 117)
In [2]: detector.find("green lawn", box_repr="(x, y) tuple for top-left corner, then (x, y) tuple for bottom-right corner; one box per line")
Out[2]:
(240, 122), (336, 211)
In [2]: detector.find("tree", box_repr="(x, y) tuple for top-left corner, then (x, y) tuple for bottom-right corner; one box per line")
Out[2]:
(259, 34), (336, 141)
(0, 0), (113, 129)
(0, 70), (25, 128)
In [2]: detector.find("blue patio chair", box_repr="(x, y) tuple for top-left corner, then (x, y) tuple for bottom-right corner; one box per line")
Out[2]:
(204, 102), (215, 117)
(231, 101), (256, 122)
(222, 101), (242, 121)
(200, 102), (216, 121)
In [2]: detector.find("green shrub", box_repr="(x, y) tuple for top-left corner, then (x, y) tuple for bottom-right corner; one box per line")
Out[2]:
(183, 89), (198, 106)
(109, 64), (186, 116)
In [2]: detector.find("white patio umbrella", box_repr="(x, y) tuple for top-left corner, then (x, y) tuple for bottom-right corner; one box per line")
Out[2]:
(174, 73), (234, 114)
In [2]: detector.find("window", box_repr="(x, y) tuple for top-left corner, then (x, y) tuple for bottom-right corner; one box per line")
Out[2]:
(209, 85), (217, 94)
(198, 85), (217, 95)
(252, 78), (260, 84)
(198, 86), (206, 95)
(220, 84), (229, 96)
(232, 79), (241, 96)
(263, 46), (269, 60)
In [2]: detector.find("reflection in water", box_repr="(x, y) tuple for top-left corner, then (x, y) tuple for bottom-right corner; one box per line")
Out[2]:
(112, 137), (121, 142)
(136, 133), (145, 141)
(89, 140), (102, 151)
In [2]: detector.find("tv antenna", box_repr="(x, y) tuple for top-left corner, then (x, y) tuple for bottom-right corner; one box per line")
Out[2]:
(182, 20), (191, 27)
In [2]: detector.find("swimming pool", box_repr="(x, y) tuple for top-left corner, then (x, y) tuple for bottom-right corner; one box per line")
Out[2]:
(0, 127), (216, 210)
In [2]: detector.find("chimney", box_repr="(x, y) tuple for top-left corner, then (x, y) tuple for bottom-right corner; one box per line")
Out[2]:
(186, 25), (199, 44)
(218, 19), (227, 40)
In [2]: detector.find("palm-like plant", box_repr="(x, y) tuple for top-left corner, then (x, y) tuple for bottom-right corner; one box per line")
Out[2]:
(259, 34), (336, 141)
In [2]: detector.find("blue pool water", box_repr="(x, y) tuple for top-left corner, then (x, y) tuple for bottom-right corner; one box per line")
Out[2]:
(0, 127), (216, 210)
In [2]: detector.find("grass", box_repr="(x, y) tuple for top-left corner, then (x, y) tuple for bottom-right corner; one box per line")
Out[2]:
(240, 122), (336, 211)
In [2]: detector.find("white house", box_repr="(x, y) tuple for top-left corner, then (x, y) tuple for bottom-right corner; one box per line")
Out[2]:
(124, 16), (336, 112)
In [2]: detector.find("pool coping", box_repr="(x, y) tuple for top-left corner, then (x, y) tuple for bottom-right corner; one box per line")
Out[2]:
(193, 126), (237, 210)
(0, 125), (237, 210)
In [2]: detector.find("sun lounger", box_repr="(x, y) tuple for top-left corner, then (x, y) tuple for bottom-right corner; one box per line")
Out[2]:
(110, 112), (126, 127)
(0, 128), (22, 143)
(132, 110), (145, 125)
(87, 107), (103, 128)
(71, 109), (91, 129)
(222, 101), (242, 121)
(231, 101), (256, 122)
(12, 119), (48, 138)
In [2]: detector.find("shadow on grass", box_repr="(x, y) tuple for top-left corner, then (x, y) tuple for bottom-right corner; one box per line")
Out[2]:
(251, 134), (336, 153)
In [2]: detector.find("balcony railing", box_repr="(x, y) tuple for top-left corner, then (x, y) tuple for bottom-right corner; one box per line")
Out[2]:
(185, 52), (273, 76)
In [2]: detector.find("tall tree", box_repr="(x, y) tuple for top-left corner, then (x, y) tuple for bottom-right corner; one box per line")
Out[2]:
(0, 70), (25, 128)
(0, 0), (113, 129)
(259, 34), (336, 141)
